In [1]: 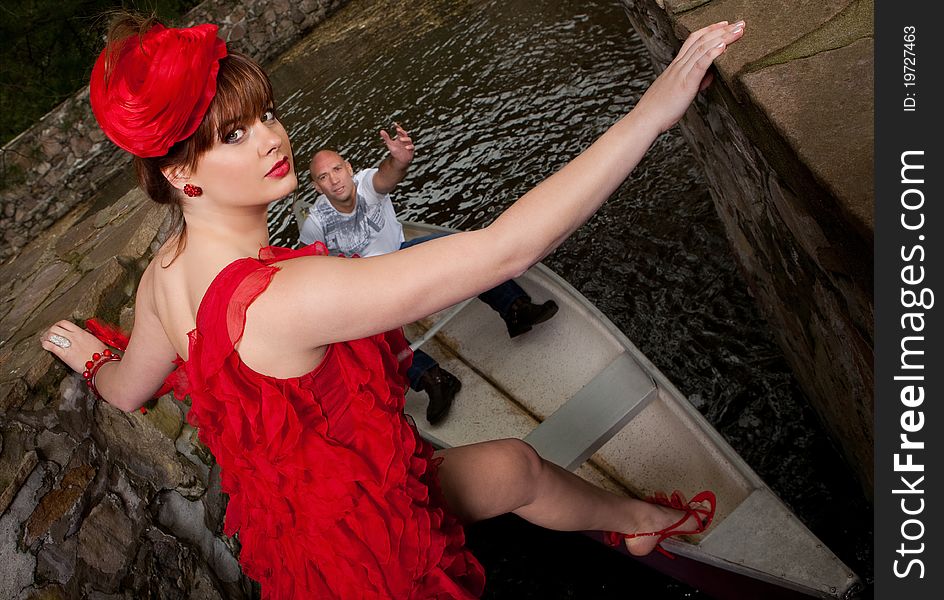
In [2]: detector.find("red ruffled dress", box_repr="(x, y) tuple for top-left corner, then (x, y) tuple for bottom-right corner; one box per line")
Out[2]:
(172, 243), (485, 599)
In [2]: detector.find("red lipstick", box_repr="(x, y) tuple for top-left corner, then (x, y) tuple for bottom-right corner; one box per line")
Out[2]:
(266, 157), (291, 178)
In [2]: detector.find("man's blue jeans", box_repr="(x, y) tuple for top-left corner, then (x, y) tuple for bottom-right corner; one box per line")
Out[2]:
(400, 232), (529, 389)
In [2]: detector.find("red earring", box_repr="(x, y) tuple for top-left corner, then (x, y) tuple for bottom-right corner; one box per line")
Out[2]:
(183, 184), (203, 197)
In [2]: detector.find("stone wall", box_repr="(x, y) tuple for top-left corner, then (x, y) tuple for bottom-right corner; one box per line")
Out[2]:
(0, 190), (253, 598)
(0, 0), (350, 597)
(0, 0), (347, 264)
(618, 0), (874, 494)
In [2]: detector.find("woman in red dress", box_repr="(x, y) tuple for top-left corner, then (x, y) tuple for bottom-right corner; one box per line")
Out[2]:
(41, 13), (744, 599)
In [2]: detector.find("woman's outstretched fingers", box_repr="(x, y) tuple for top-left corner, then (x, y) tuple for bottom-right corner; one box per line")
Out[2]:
(674, 20), (744, 93)
(634, 19), (744, 134)
(692, 21), (744, 91)
(675, 20), (730, 66)
(695, 41), (729, 73)
(678, 20), (744, 74)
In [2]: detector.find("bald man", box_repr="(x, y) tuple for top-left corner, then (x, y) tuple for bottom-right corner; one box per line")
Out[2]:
(300, 124), (558, 424)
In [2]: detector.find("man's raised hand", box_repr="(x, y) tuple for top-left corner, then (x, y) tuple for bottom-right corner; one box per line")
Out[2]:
(380, 122), (415, 167)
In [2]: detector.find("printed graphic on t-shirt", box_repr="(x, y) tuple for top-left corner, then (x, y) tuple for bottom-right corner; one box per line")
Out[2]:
(313, 192), (387, 256)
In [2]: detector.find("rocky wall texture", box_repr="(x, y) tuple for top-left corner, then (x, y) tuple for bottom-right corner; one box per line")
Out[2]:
(0, 0), (347, 264)
(0, 190), (257, 598)
(619, 0), (874, 494)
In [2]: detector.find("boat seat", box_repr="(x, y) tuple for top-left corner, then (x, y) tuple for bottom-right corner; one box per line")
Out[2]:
(524, 352), (657, 471)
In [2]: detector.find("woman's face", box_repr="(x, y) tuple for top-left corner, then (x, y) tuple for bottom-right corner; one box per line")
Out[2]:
(190, 108), (297, 206)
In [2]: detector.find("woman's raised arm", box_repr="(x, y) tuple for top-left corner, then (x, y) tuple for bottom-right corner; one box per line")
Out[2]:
(256, 21), (745, 357)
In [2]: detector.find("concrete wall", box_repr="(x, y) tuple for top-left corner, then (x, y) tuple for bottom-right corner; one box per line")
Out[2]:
(619, 0), (874, 495)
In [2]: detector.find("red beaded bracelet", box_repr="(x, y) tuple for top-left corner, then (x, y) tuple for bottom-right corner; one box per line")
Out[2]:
(82, 349), (122, 399)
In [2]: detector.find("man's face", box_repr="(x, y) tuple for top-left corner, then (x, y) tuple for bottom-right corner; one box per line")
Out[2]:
(310, 151), (356, 207)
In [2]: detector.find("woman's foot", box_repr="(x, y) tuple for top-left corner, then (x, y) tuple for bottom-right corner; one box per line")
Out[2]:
(609, 491), (716, 557)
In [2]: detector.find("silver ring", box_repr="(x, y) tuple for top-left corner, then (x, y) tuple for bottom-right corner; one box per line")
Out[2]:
(49, 334), (71, 349)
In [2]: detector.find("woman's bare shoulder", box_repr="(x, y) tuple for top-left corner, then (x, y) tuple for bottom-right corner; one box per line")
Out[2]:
(140, 241), (208, 351)
(143, 244), (190, 301)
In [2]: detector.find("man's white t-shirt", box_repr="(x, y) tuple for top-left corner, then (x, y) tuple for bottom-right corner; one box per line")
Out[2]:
(299, 168), (405, 257)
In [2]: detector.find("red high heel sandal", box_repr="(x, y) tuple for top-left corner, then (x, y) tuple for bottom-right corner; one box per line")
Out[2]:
(605, 490), (716, 559)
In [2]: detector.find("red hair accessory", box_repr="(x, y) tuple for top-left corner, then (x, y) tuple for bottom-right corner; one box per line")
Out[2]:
(89, 23), (227, 158)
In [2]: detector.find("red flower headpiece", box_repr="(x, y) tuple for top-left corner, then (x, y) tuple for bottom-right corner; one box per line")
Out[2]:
(89, 23), (228, 158)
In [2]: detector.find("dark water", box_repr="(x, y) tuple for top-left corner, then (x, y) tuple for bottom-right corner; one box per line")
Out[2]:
(264, 0), (873, 596)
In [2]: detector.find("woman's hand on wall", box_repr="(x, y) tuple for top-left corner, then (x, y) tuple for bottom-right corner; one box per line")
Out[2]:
(635, 20), (745, 134)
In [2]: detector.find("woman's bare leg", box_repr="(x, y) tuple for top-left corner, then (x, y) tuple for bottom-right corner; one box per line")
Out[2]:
(435, 438), (697, 556)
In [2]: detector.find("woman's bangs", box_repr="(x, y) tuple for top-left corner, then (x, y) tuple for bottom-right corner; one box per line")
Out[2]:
(201, 54), (275, 145)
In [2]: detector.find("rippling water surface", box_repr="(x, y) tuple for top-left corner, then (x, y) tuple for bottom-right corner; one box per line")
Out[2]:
(263, 0), (872, 596)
